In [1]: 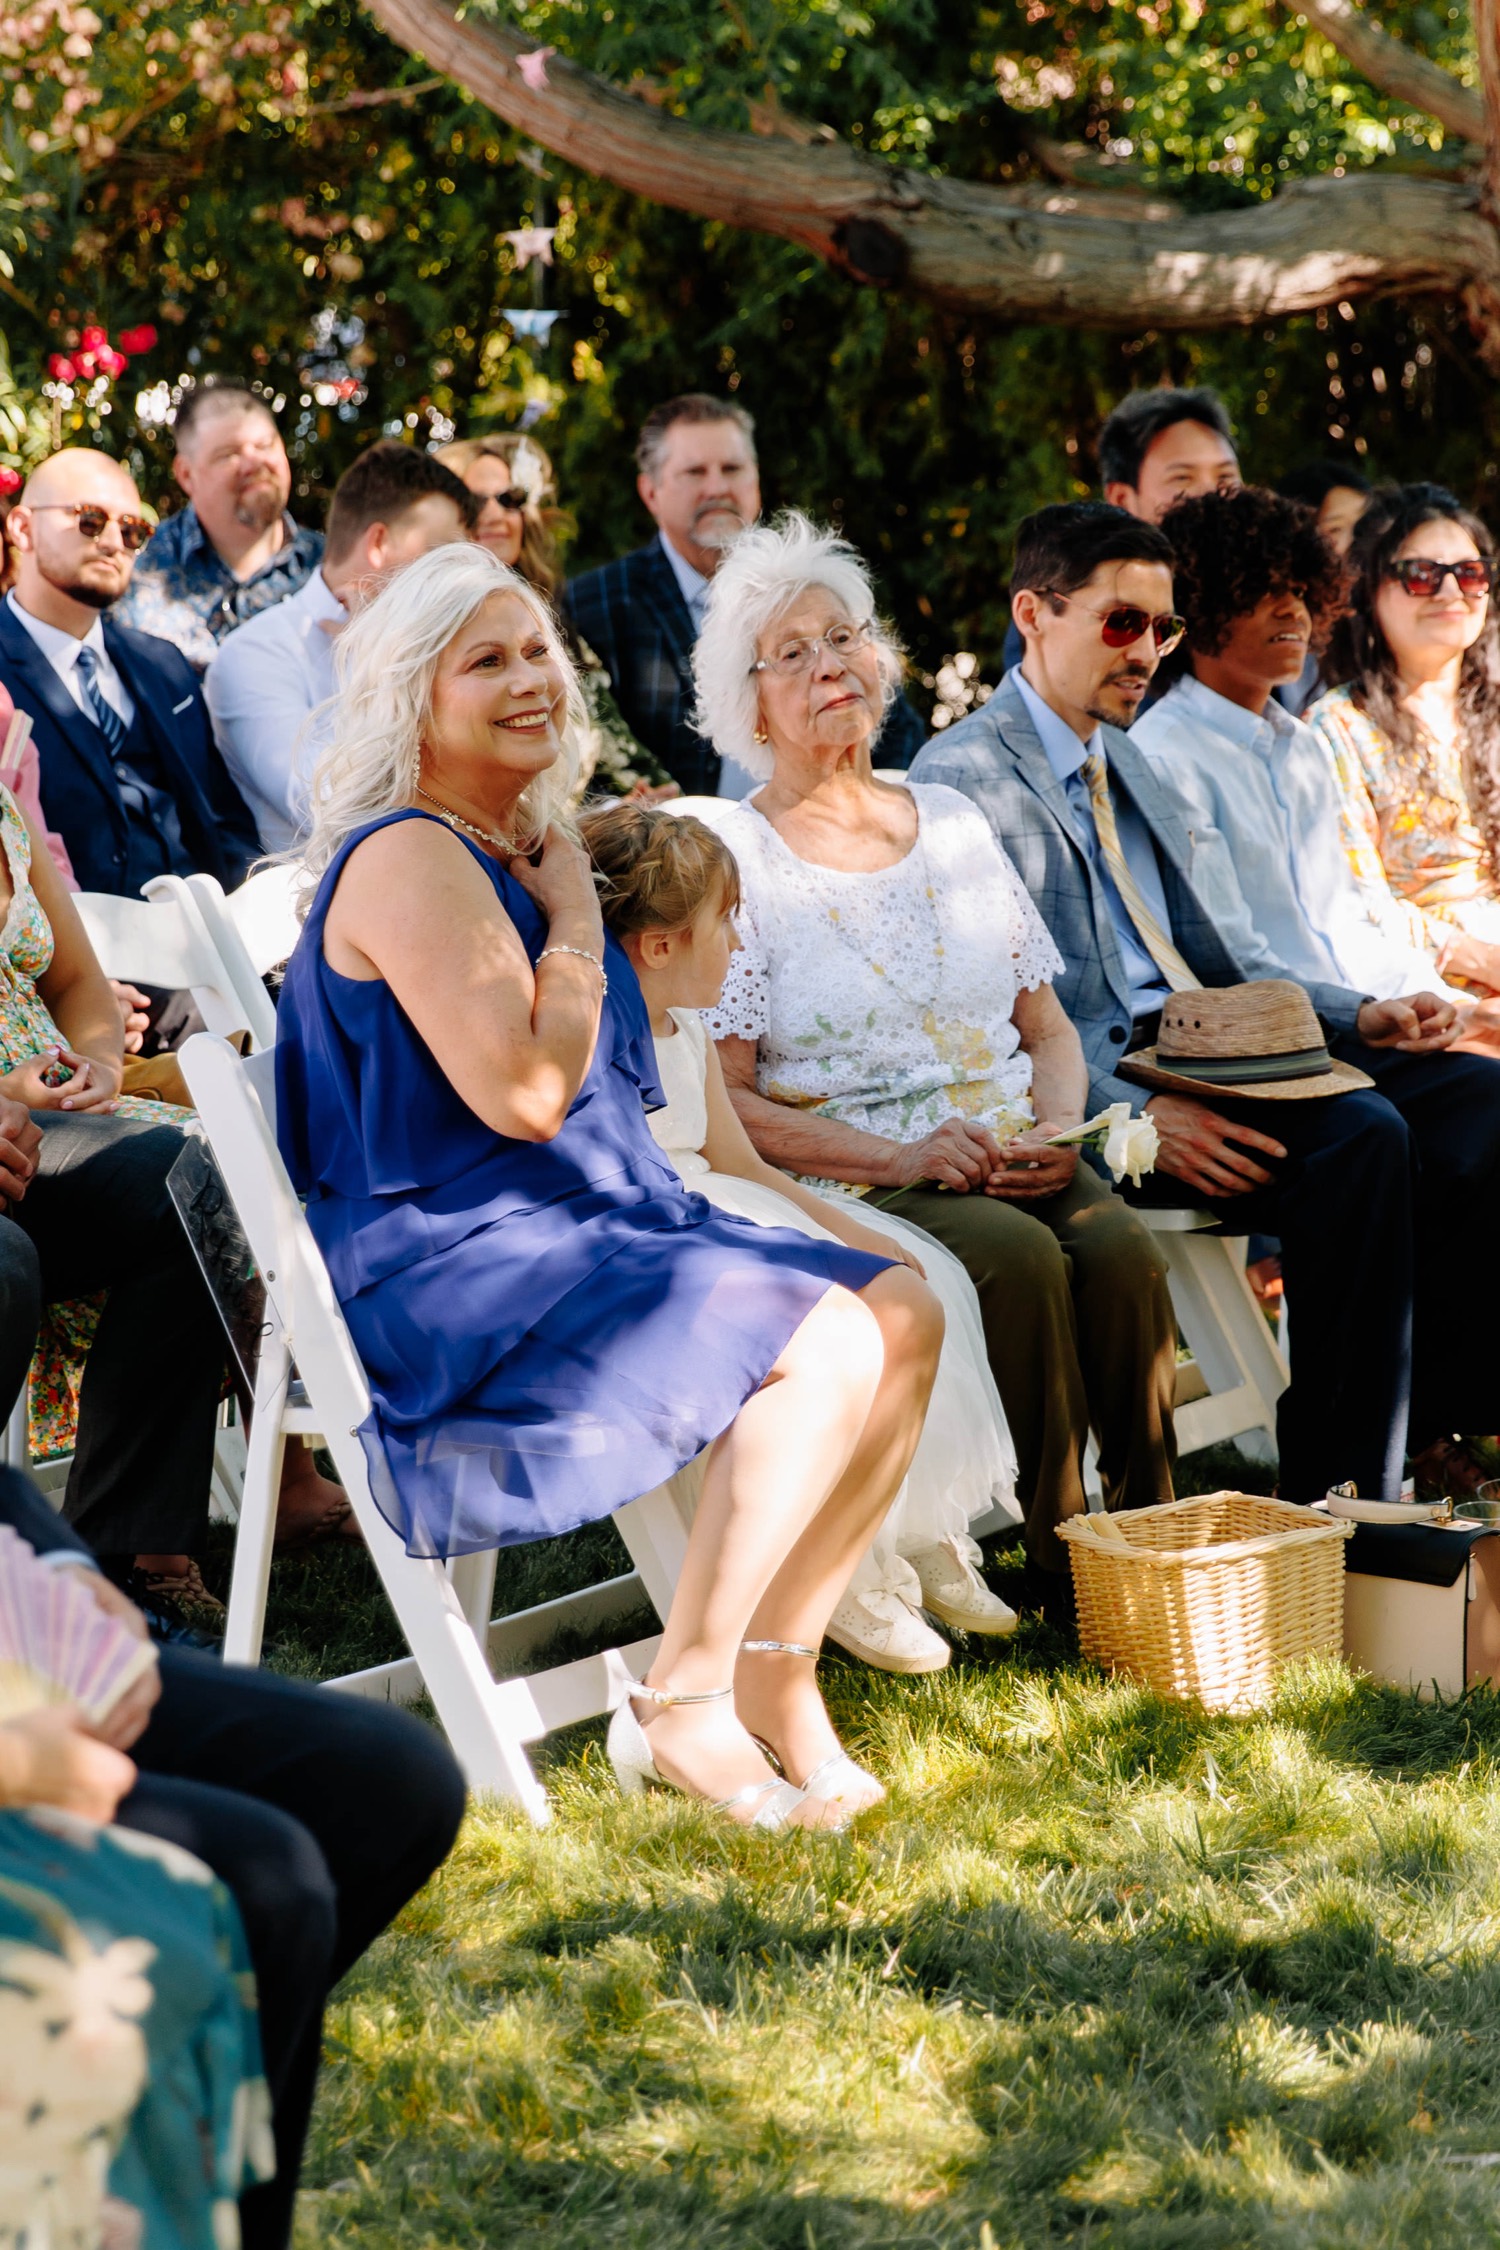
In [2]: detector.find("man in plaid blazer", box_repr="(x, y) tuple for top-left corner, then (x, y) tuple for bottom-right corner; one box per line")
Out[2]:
(914, 501), (1500, 1508)
(566, 392), (924, 794)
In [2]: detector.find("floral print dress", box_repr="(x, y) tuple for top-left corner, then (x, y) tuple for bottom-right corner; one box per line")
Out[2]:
(1307, 683), (1500, 950)
(0, 786), (195, 1460)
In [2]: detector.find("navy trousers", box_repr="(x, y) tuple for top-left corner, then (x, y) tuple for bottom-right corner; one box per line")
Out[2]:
(1123, 1044), (1500, 1500)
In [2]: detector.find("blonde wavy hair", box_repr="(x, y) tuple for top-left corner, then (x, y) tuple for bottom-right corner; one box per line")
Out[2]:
(297, 543), (585, 899)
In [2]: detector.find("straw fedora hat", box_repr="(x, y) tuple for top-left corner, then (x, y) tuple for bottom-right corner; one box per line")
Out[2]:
(1120, 980), (1373, 1102)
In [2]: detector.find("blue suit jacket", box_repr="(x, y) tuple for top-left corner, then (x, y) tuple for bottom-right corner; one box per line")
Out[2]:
(910, 670), (1367, 1113)
(0, 602), (260, 897)
(565, 541), (710, 794)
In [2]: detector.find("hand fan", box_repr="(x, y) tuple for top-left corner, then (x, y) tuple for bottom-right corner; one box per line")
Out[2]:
(0, 1525), (157, 1725)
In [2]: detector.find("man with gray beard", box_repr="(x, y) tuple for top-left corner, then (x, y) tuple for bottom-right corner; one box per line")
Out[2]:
(117, 380), (322, 673)
(566, 392), (923, 794)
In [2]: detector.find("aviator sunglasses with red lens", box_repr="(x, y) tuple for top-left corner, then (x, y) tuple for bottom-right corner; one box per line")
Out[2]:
(1045, 589), (1187, 654)
(1387, 556), (1496, 599)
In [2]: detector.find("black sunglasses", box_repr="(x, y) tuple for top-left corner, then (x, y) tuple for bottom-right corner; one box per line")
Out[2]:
(1387, 556), (1496, 599)
(484, 487), (531, 513)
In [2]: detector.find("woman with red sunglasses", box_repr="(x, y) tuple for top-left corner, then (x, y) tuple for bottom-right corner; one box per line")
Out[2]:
(1308, 484), (1500, 992)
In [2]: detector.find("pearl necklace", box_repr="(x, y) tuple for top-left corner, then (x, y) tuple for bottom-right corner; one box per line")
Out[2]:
(414, 786), (521, 858)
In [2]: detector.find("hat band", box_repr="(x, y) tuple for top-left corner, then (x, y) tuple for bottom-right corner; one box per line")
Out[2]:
(1154, 1044), (1332, 1085)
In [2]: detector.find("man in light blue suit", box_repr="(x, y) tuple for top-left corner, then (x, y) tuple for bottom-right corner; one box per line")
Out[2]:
(913, 502), (1500, 1507)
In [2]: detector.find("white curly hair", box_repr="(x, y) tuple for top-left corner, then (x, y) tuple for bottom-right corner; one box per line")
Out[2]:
(691, 512), (903, 784)
(296, 542), (586, 899)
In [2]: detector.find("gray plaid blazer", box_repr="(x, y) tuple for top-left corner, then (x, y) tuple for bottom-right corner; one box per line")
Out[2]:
(910, 670), (1366, 1113)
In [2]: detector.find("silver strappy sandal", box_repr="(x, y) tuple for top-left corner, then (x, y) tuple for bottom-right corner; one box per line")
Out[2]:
(739, 1639), (886, 1810)
(606, 1678), (808, 1830)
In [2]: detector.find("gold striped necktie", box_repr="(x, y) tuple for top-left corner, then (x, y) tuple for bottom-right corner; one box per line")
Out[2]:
(1081, 751), (1198, 993)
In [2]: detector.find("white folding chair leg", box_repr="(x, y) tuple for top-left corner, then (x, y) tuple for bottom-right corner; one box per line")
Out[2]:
(613, 1464), (701, 1623)
(223, 1332), (291, 1666)
(448, 1549), (499, 1640)
(321, 1418), (552, 1820)
(1159, 1230), (1288, 1463)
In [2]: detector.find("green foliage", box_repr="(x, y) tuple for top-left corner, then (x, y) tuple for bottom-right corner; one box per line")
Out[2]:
(1, 0), (1495, 698)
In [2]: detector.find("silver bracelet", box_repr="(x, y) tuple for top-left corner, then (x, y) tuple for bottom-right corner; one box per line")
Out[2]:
(537, 943), (608, 996)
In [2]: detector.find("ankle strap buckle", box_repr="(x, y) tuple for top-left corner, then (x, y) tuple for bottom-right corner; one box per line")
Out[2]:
(629, 1678), (734, 1708)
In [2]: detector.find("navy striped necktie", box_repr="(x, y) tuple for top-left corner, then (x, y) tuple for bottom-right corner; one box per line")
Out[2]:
(74, 644), (126, 754)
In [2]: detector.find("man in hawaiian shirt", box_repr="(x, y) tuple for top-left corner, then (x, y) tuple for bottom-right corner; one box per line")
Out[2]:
(117, 381), (322, 673)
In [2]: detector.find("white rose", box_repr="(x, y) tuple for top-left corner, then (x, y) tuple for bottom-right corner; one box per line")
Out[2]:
(1102, 1108), (1159, 1186)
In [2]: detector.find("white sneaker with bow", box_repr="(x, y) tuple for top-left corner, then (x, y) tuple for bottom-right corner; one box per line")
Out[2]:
(825, 1584), (952, 1673)
(908, 1535), (1019, 1636)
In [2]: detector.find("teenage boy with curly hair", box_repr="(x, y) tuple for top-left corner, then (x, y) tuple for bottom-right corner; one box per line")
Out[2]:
(1133, 483), (1466, 1007)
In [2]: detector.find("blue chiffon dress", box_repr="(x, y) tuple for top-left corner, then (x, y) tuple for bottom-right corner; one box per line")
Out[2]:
(275, 810), (892, 1558)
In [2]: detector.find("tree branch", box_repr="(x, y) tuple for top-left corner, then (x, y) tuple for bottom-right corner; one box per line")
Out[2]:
(1277, 0), (1485, 143)
(1476, 0), (1500, 215)
(363, 0), (1500, 330)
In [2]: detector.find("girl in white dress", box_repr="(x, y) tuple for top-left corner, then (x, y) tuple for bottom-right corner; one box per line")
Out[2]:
(580, 801), (1019, 1671)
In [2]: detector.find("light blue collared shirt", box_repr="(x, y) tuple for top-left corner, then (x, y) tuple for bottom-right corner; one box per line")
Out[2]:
(202, 566), (345, 853)
(658, 532), (712, 631)
(1012, 666), (1172, 1017)
(1133, 674), (1442, 1002)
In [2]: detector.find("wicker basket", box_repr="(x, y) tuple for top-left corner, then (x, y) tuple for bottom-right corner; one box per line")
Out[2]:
(1056, 1491), (1353, 1713)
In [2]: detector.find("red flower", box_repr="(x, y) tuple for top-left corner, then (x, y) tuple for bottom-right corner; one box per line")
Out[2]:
(72, 352), (97, 379)
(79, 324), (108, 352)
(117, 324), (158, 356)
(0, 468), (21, 496)
(97, 348), (128, 378)
(47, 355), (77, 384)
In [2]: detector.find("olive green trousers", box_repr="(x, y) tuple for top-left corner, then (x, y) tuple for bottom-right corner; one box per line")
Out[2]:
(876, 1163), (1178, 1571)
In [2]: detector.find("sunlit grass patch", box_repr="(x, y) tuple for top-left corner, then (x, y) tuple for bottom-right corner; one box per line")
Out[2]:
(284, 1454), (1500, 2246)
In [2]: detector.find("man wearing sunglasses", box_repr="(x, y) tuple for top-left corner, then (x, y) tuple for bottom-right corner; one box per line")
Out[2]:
(204, 442), (477, 853)
(0, 447), (260, 898)
(914, 499), (1500, 1528)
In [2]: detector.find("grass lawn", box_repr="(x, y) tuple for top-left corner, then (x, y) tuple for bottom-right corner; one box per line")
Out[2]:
(226, 1448), (1500, 2250)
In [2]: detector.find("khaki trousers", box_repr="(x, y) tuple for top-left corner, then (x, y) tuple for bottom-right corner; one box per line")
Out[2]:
(876, 1163), (1178, 1570)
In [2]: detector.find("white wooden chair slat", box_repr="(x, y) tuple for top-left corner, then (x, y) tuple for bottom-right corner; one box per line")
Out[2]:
(179, 1029), (691, 1820)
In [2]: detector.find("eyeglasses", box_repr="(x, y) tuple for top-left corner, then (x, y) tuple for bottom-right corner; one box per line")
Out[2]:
(753, 620), (875, 678)
(28, 501), (154, 552)
(1044, 591), (1186, 654)
(482, 488), (531, 513)
(1387, 556), (1495, 599)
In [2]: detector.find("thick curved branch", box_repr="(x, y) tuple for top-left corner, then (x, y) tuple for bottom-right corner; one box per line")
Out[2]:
(363, 0), (1500, 329)
(1279, 0), (1485, 143)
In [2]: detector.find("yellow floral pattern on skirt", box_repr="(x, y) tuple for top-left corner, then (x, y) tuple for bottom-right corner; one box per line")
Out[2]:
(0, 788), (195, 1461)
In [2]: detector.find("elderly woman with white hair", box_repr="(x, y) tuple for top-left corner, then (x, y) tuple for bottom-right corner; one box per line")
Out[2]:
(271, 542), (946, 1831)
(695, 514), (1178, 1614)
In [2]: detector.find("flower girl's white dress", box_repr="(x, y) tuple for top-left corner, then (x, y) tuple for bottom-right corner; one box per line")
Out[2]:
(650, 1009), (1019, 1656)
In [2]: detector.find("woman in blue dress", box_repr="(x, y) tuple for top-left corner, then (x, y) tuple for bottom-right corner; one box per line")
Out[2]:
(276, 544), (943, 1831)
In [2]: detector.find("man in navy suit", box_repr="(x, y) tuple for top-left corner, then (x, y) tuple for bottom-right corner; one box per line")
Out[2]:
(0, 448), (260, 897)
(566, 393), (924, 795)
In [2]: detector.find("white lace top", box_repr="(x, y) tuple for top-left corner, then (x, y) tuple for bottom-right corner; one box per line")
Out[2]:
(703, 784), (1062, 1147)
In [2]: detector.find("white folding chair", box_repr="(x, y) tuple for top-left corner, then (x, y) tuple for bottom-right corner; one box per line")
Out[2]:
(180, 867), (299, 1053)
(179, 1030), (697, 1820)
(74, 881), (251, 1043)
(8, 887), (261, 1493)
(1143, 1211), (1286, 1464)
